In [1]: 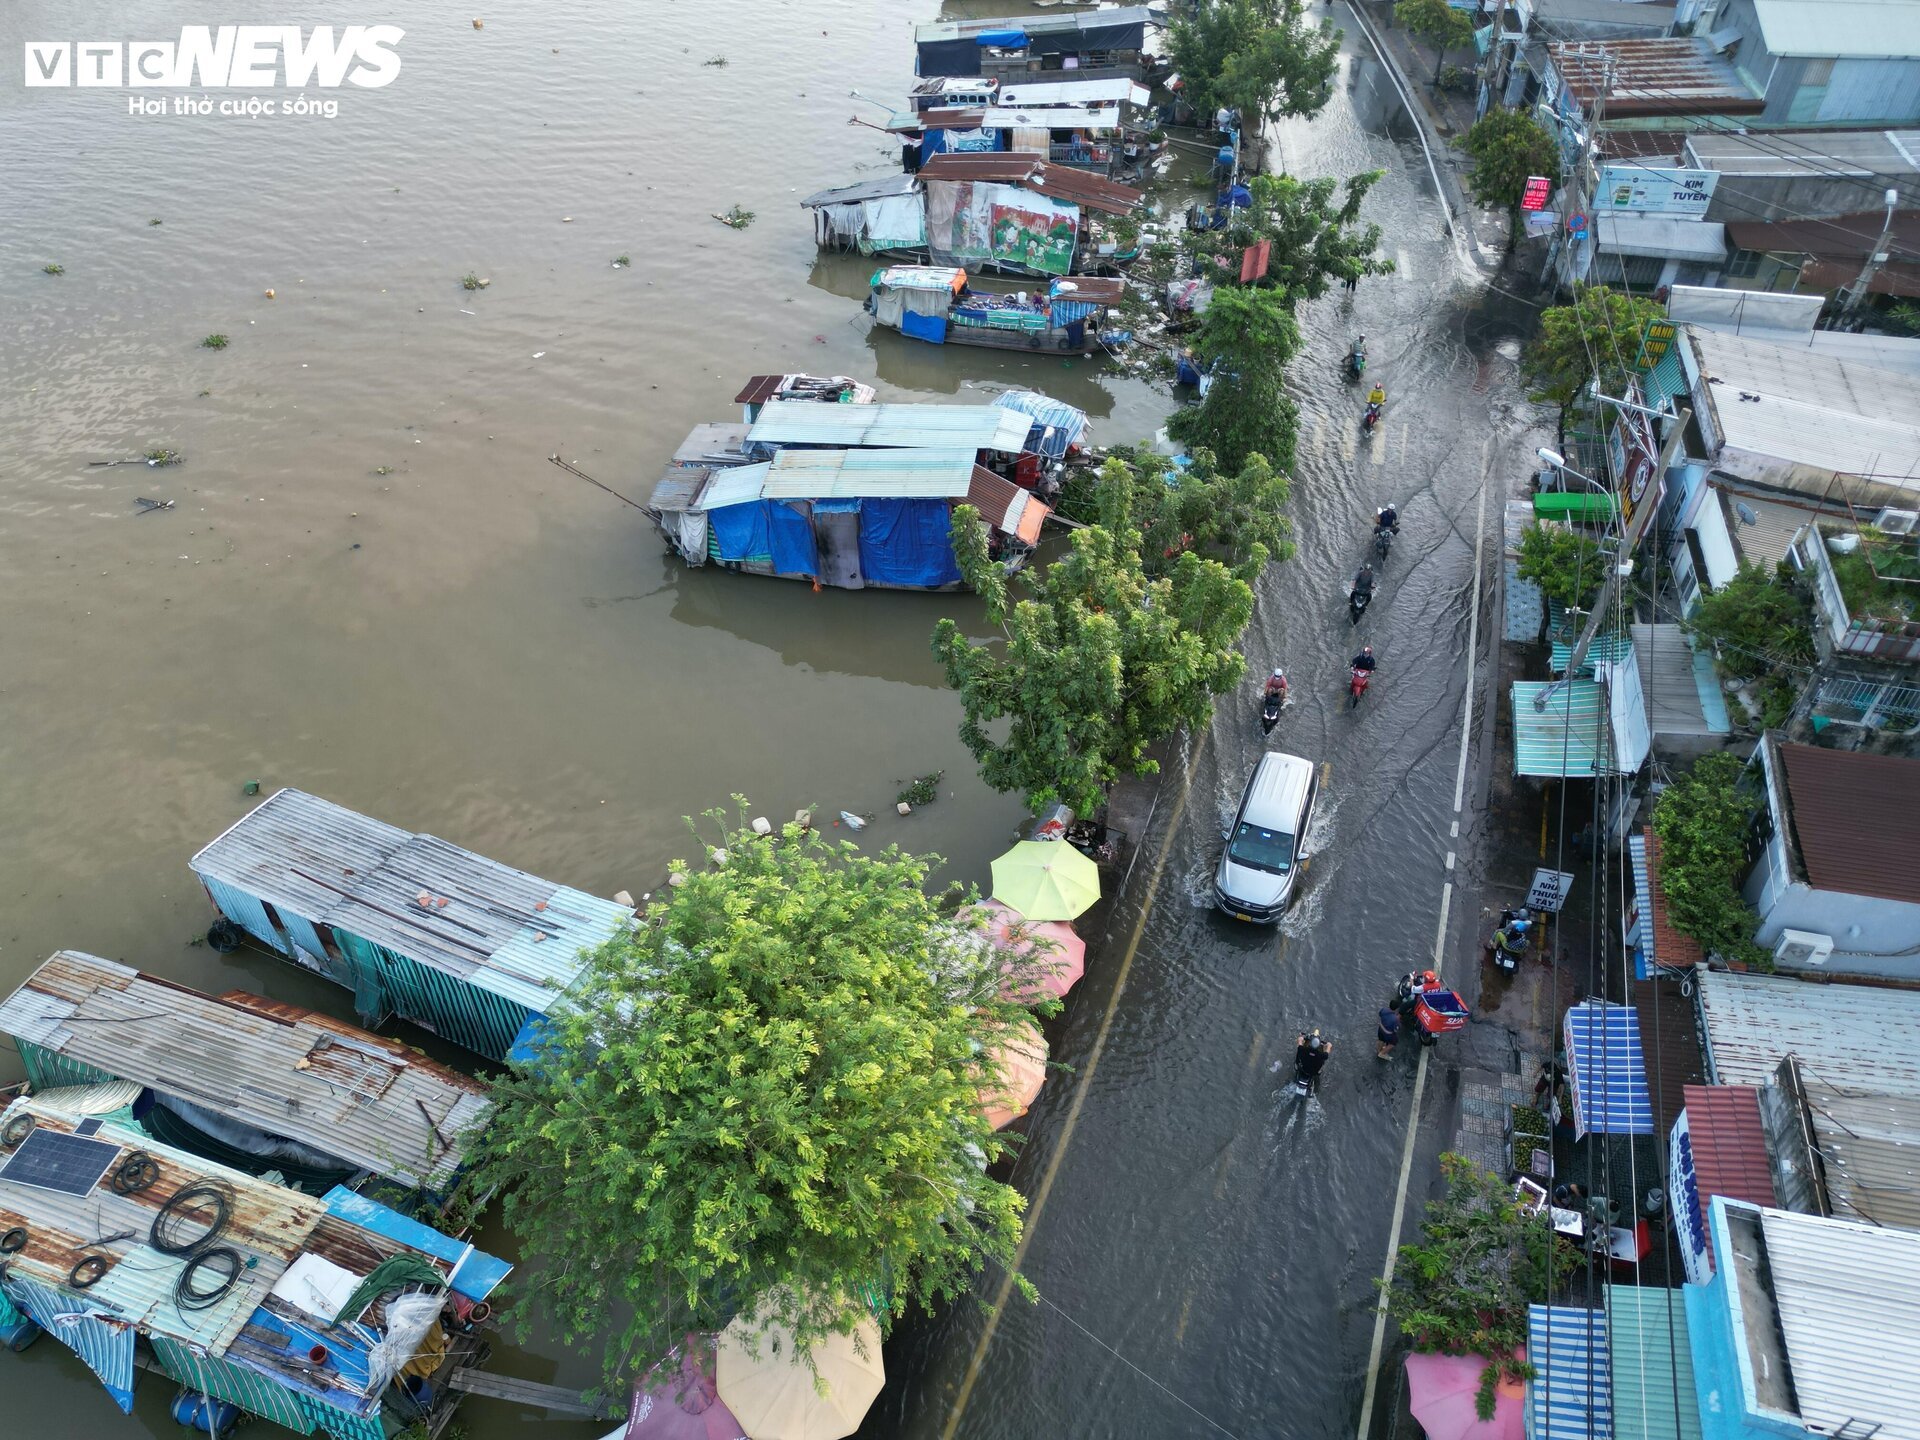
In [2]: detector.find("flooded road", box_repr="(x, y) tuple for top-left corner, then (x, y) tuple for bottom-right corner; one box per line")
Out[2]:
(863, 15), (1550, 1440)
(0, 2), (1174, 1436)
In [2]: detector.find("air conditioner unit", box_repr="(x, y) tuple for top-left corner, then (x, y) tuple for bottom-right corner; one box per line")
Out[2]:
(1876, 508), (1920, 536)
(1774, 929), (1834, 967)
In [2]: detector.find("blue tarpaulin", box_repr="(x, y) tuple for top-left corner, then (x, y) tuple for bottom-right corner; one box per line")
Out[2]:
(859, 498), (962, 588)
(1563, 999), (1655, 1137)
(902, 310), (948, 344)
(976, 29), (1027, 46)
(768, 501), (819, 577)
(709, 501), (772, 564)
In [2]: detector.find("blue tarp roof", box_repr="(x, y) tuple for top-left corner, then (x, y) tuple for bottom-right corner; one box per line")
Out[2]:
(1564, 999), (1655, 1137)
(992, 390), (1090, 459)
(1529, 1305), (1611, 1440)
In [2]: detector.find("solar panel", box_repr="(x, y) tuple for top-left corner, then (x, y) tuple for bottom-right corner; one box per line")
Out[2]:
(0, 1128), (122, 1196)
(74, 1118), (103, 1137)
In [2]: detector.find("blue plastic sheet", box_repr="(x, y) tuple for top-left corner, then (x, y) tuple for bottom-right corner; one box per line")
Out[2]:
(709, 501), (772, 563)
(901, 310), (948, 344)
(768, 501), (819, 578)
(975, 29), (1027, 46)
(858, 499), (963, 589)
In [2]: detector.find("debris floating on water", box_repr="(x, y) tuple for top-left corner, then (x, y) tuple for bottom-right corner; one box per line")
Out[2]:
(713, 204), (755, 230)
(135, 497), (175, 514)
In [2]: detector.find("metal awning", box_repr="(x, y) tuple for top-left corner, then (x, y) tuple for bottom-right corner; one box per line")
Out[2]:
(689, 463), (771, 511)
(1549, 628), (1634, 676)
(747, 401), (1032, 454)
(1534, 490), (1617, 521)
(1512, 680), (1611, 776)
(1606, 1289), (1701, 1440)
(1564, 999), (1655, 1137)
(1528, 1305), (1611, 1440)
(1596, 214), (1727, 261)
(761, 447), (980, 499)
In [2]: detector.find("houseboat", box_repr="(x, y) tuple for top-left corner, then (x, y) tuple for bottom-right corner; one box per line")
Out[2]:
(0, 950), (490, 1209)
(647, 445), (1049, 590)
(0, 1095), (507, 1437)
(734, 373), (875, 423)
(866, 266), (1125, 356)
(913, 8), (1161, 84)
(188, 788), (636, 1065)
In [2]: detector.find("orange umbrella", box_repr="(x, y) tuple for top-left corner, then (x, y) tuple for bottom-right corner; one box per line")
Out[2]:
(979, 1018), (1048, 1129)
(976, 899), (1086, 1002)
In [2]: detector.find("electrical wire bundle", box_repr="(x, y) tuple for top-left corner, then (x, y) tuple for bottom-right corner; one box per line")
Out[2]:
(150, 1179), (244, 1313)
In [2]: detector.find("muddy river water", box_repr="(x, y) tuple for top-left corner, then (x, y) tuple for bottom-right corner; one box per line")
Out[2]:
(0, 1), (1187, 1435)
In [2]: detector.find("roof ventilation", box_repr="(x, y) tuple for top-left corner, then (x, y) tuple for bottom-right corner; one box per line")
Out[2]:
(1773, 929), (1833, 968)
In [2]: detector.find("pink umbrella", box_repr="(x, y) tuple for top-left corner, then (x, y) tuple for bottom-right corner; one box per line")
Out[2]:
(1404, 1351), (1527, 1440)
(977, 899), (1087, 1001)
(978, 1018), (1048, 1130)
(620, 1337), (747, 1440)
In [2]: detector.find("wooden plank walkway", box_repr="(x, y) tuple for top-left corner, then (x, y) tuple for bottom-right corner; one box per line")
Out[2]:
(448, 1368), (612, 1419)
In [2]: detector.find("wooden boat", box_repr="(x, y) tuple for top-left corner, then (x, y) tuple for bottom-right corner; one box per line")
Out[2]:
(865, 265), (1125, 356)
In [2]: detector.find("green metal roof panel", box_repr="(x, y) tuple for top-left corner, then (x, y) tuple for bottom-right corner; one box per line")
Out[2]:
(1551, 630), (1635, 675)
(1512, 680), (1611, 777)
(1606, 1289), (1700, 1440)
(1535, 490), (1618, 521)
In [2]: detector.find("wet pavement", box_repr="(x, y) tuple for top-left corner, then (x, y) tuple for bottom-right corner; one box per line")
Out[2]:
(862, 13), (1557, 1439)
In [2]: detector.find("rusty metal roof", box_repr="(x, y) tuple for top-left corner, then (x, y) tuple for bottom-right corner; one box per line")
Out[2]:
(1697, 968), (1920, 1095)
(917, 153), (1144, 214)
(0, 951), (489, 1192)
(967, 466), (1050, 543)
(1549, 39), (1764, 119)
(1643, 829), (1704, 967)
(1684, 1083), (1778, 1213)
(1776, 740), (1920, 904)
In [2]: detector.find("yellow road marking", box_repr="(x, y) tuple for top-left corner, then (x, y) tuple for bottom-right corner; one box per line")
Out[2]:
(940, 729), (1210, 1439)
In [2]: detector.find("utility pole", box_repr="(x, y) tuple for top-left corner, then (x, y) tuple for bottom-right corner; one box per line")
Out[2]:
(1842, 187), (1900, 315)
(1555, 405), (1694, 686)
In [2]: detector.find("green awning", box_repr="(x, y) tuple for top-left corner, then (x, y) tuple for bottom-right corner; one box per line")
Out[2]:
(1534, 490), (1617, 522)
(1512, 680), (1611, 777)
(1550, 629), (1634, 676)
(1606, 1288), (1702, 1440)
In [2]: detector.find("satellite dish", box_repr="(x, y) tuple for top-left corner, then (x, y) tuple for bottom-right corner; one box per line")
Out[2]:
(1735, 502), (1759, 526)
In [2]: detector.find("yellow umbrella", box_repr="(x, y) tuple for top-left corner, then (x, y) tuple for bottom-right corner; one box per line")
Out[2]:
(989, 840), (1101, 922)
(715, 1297), (884, 1440)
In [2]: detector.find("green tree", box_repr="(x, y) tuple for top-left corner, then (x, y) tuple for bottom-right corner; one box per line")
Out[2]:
(1051, 448), (1295, 580)
(934, 478), (1257, 814)
(1169, 0), (1341, 126)
(1517, 521), (1607, 611)
(1686, 561), (1814, 679)
(1524, 283), (1669, 407)
(1167, 284), (1303, 471)
(1379, 1155), (1575, 1416)
(1652, 754), (1769, 967)
(1190, 171), (1393, 299)
(1460, 108), (1558, 211)
(1396, 0), (1475, 81)
(460, 809), (1049, 1392)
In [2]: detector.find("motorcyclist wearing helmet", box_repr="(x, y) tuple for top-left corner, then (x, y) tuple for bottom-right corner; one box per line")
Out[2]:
(1352, 563), (1376, 598)
(1264, 667), (1289, 701)
(1375, 503), (1399, 534)
(1367, 383), (1386, 409)
(1351, 644), (1377, 673)
(1295, 1029), (1333, 1094)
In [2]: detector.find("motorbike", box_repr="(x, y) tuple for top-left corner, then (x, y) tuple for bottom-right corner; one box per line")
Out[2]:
(1490, 906), (1534, 972)
(1347, 336), (1366, 382)
(1349, 585), (1372, 624)
(1261, 689), (1286, 735)
(1374, 524), (1394, 562)
(1348, 665), (1373, 708)
(1291, 1030), (1330, 1097)
(1394, 971), (1471, 1050)
(1363, 400), (1382, 432)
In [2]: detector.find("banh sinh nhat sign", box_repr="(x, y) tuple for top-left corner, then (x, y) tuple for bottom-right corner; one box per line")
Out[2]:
(1597, 164), (1718, 215)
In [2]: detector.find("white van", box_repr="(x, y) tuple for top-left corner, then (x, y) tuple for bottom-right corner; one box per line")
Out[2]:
(1214, 751), (1318, 923)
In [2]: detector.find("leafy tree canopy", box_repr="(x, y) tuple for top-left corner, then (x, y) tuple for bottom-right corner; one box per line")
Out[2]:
(1190, 171), (1393, 299)
(1517, 520), (1607, 611)
(1169, 0), (1341, 125)
(935, 470), (1257, 813)
(1524, 283), (1669, 407)
(1460, 108), (1559, 211)
(1652, 753), (1768, 968)
(1167, 284), (1304, 471)
(1396, 0), (1476, 80)
(1686, 561), (1814, 680)
(1380, 1154), (1575, 1415)
(460, 809), (1049, 1393)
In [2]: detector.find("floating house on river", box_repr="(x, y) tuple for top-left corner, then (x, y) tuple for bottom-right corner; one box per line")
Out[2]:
(189, 789), (635, 1065)
(866, 266), (1125, 355)
(647, 445), (1048, 590)
(0, 951), (489, 1207)
(741, 398), (1034, 460)
(0, 1095), (507, 1436)
(913, 8), (1161, 83)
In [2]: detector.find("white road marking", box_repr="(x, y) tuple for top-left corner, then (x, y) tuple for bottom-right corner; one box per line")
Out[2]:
(1354, 439), (1490, 1440)
(1341, 429), (1357, 462)
(1396, 248), (1412, 280)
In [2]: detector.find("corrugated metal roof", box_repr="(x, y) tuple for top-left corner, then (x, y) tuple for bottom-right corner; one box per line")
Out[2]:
(650, 465), (710, 514)
(917, 153), (1145, 214)
(1754, 1204), (1920, 1440)
(967, 465), (1050, 542)
(1565, 1000), (1656, 1136)
(746, 400), (1033, 454)
(190, 789), (633, 1013)
(996, 78), (1151, 107)
(1776, 740), (1920, 905)
(914, 7), (1157, 42)
(1549, 39), (1763, 118)
(977, 105), (1121, 130)
(1684, 1084), (1777, 1215)
(672, 423), (751, 465)
(992, 389), (1090, 458)
(0, 952), (488, 1192)
(1528, 1305), (1610, 1440)
(1751, 0), (1920, 57)
(1685, 129), (1920, 178)
(1512, 680), (1613, 777)
(1793, 1069), (1920, 1232)
(1606, 1288), (1701, 1440)
(1549, 628), (1634, 676)
(1696, 968), (1920, 1096)
(760, 448), (980, 500)
(875, 265), (968, 292)
(799, 174), (922, 209)
(690, 463), (771, 511)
